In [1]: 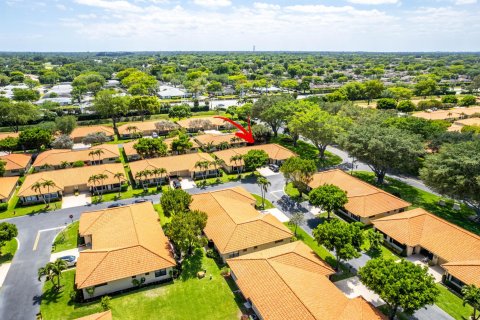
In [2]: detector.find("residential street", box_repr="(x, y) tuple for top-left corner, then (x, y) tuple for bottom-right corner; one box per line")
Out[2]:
(0, 169), (450, 320)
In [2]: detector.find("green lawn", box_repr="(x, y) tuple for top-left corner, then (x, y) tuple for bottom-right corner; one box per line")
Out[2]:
(0, 238), (18, 264)
(272, 135), (343, 168)
(0, 195), (59, 220)
(360, 230), (399, 261)
(52, 222), (79, 253)
(201, 170), (258, 187)
(435, 283), (473, 320)
(154, 204), (172, 227)
(284, 182), (309, 202)
(251, 194), (274, 210)
(94, 185), (166, 203)
(40, 253), (243, 320)
(284, 223), (354, 281)
(353, 171), (480, 235)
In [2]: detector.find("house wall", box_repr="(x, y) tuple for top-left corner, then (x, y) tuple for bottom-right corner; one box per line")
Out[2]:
(81, 267), (173, 298)
(220, 237), (292, 262)
(4, 168), (25, 177)
(19, 192), (62, 205)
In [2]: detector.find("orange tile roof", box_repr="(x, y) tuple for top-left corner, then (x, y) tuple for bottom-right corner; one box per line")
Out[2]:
(227, 241), (385, 320)
(0, 153), (31, 171)
(373, 208), (480, 285)
(129, 152), (215, 177)
(442, 261), (480, 287)
(194, 133), (240, 146)
(190, 187), (292, 254)
(176, 116), (229, 129)
(412, 106), (480, 121)
(17, 163), (125, 197)
(308, 169), (410, 218)
(0, 176), (19, 200)
(75, 310), (112, 320)
(0, 132), (19, 140)
(76, 202), (175, 289)
(117, 120), (178, 135)
(213, 144), (296, 165)
(70, 125), (115, 140)
(33, 144), (119, 167)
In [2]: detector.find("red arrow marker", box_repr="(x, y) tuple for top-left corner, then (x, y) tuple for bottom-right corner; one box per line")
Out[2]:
(214, 116), (255, 144)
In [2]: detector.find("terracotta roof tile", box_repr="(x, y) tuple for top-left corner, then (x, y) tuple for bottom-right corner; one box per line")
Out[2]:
(227, 242), (385, 320)
(76, 203), (175, 289)
(308, 169), (410, 218)
(17, 163), (125, 197)
(194, 133), (241, 146)
(213, 144), (296, 164)
(129, 152), (215, 177)
(0, 153), (31, 171)
(442, 261), (480, 286)
(33, 144), (119, 168)
(117, 120), (178, 135)
(70, 126), (115, 140)
(75, 310), (112, 320)
(122, 138), (199, 158)
(176, 116), (228, 129)
(373, 208), (480, 285)
(0, 176), (19, 200)
(413, 106), (480, 121)
(0, 132), (19, 140)
(190, 187), (292, 254)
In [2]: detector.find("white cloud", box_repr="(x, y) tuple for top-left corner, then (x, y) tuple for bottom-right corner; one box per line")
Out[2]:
(347, 0), (399, 4)
(74, 0), (143, 12)
(192, 0), (231, 7)
(253, 2), (281, 11)
(56, 4), (67, 10)
(455, 0), (477, 4)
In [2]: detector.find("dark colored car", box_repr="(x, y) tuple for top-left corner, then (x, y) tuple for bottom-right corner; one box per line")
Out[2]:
(107, 203), (124, 208)
(171, 179), (182, 189)
(269, 164), (280, 172)
(59, 255), (76, 267)
(134, 199), (148, 204)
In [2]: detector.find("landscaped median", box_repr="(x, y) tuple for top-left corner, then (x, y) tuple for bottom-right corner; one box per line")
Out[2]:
(52, 221), (79, 253)
(39, 252), (244, 320)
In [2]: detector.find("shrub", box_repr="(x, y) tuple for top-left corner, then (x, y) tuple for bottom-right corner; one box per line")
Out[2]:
(459, 95), (477, 106)
(100, 296), (111, 311)
(441, 95), (458, 104)
(417, 99), (442, 110)
(376, 98), (397, 110)
(396, 100), (416, 112)
(0, 203), (7, 212)
(72, 160), (85, 167)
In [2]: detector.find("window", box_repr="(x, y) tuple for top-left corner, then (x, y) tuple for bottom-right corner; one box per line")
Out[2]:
(228, 251), (240, 258)
(155, 269), (167, 277)
(132, 275), (136, 279)
(145, 272), (150, 275)
(253, 246), (258, 249)
(275, 239), (284, 244)
(243, 249), (247, 252)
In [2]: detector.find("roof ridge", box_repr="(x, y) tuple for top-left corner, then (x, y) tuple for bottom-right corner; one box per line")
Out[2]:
(421, 211), (480, 241)
(208, 193), (237, 252)
(1, 154), (27, 167)
(77, 250), (111, 288)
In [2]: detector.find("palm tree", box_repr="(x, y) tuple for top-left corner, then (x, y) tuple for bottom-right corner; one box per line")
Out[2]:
(95, 149), (105, 164)
(40, 163), (52, 171)
(211, 158), (225, 177)
(195, 161), (209, 181)
(230, 136), (241, 146)
(230, 154), (243, 174)
(205, 141), (215, 152)
(135, 171), (145, 189)
(88, 174), (100, 197)
(96, 173), (109, 200)
(60, 161), (70, 169)
(152, 168), (167, 189)
(256, 176), (271, 209)
(113, 172), (125, 198)
(289, 212), (305, 236)
(38, 259), (68, 291)
(88, 150), (96, 164)
(31, 181), (46, 206)
(462, 284), (480, 320)
(41, 180), (57, 207)
(218, 141), (229, 150)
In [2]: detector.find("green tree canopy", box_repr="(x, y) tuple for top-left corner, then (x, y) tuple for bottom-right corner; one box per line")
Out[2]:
(19, 128), (52, 151)
(243, 149), (269, 171)
(92, 90), (128, 130)
(359, 258), (439, 320)
(133, 138), (168, 159)
(251, 94), (295, 136)
(280, 157), (316, 195)
(313, 219), (363, 270)
(0, 222), (17, 252)
(160, 188), (192, 217)
(165, 210), (207, 258)
(168, 104), (192, 119)
(55, 115), (77, 135)
(309, 184), (348, 220)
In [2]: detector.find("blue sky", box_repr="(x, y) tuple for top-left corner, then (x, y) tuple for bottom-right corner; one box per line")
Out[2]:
(1, 0), (479, 52)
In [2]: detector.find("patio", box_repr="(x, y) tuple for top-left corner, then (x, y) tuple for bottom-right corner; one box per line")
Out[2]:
(405, 254), (444, 283)
(261, 208), (290, 222)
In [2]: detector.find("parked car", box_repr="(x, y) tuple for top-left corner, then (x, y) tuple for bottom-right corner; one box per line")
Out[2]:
(59, 255), (76, 267)
(268, 164), (280, 172)
(134, 198), (148, 204)
(108, 203), (124, 208)
(152, 132), (158, 138)
(171, 178), (182, 189)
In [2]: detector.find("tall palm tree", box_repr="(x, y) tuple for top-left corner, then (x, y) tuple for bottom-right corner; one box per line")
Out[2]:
(135, 171), (144, 189)
(31, 181), (46, 206)
(96, 173), (109, 200)
(462, 284), (480, 320)
(38, 259), (68, 291)
(95, 149), (105, 164)
(88, 150), (96, 165)
(195, 161), (209, 181)
(40, 163), (52, 171)
(211, 158), (225, 177)
(152, 168), (167, 189)
(218, 141), (229, 150)
(41, 180), (57, 207)
(88, 174), (100, 197)
(256, 176), (271, 209)
(230, 154), (243, 174)
(113, 172), (125, 198)
(205, 141), (215, 152)
(126, 126), (139, 138)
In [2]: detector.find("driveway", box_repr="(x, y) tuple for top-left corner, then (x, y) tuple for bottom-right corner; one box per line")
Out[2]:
(257, 166), (279, 177)
(335, 276), (385, 307)
(62, 193), (91, 209)
(261, 208), (290, 222)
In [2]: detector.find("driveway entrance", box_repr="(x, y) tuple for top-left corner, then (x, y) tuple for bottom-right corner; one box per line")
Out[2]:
(62, 193), (91, 209)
